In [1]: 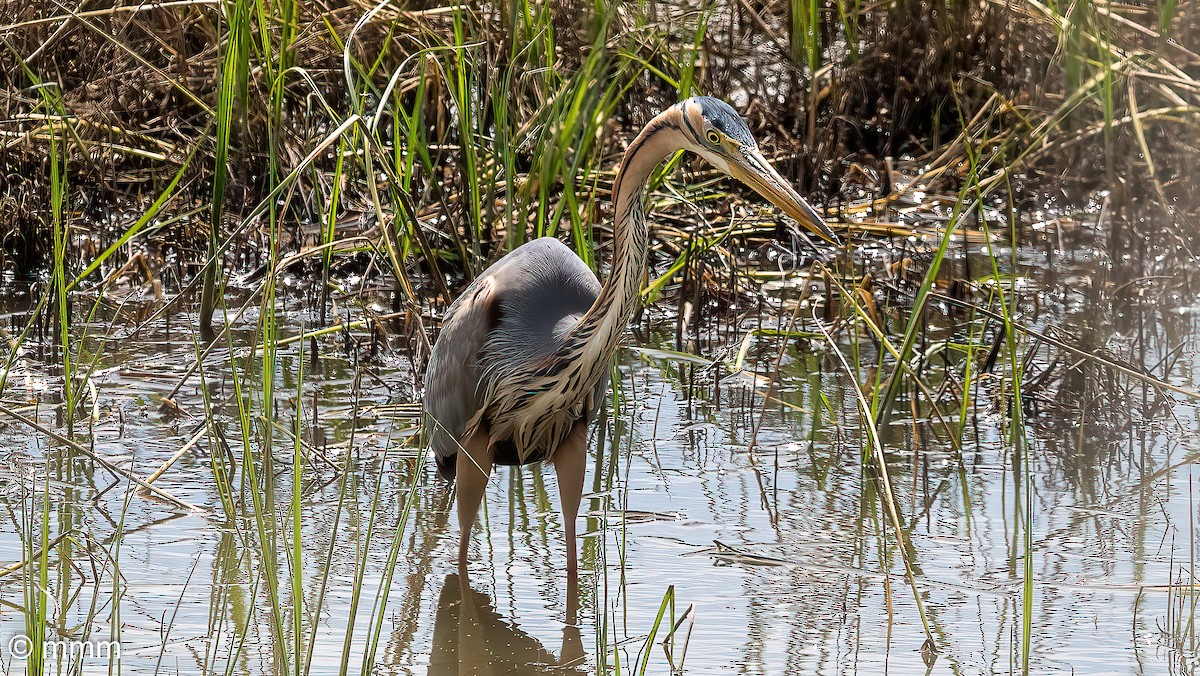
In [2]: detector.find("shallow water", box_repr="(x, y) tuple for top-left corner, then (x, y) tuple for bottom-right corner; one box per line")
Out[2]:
(0, 211), (1198, 675)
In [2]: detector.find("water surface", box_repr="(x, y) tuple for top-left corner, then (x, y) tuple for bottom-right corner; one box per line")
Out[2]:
(0, 207), (1197, 675)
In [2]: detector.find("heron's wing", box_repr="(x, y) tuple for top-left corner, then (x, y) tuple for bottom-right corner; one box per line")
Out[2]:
(482, 239), (601, 366)
(424, 271), (497, 466)
(424, 237), (601, 466)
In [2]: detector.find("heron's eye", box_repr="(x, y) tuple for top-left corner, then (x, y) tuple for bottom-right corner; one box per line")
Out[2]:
(705, 130), (721, 145)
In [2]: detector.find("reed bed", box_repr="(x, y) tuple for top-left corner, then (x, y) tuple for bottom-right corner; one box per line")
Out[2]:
(0, 0), (1198, 673)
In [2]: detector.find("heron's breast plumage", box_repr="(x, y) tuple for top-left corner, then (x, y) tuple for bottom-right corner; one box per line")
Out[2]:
(475, 298), (617, 463)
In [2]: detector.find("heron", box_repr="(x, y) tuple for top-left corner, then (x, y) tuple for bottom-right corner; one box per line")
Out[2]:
(424, 96), (837, 575)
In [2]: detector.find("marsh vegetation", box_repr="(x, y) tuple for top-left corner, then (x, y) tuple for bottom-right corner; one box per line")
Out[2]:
(0, 0), (1198, 673)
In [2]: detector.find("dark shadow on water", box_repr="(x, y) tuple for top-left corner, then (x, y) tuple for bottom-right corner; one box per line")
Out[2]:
(429, 574), (585, 675)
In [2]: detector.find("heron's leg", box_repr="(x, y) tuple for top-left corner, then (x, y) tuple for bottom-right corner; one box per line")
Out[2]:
(455, 428), (493, 571)
(554, 421), (588, 578)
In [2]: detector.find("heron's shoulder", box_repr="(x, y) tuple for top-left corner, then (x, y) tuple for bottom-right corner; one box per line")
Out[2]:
(485, 237), (599, 295)
(496, 236), (585, 268)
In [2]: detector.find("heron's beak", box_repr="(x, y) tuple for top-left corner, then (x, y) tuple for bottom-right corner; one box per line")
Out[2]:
(729, 149), (839, 244)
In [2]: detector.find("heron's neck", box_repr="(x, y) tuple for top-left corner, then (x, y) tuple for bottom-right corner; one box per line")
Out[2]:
(573, 113), (683, 358)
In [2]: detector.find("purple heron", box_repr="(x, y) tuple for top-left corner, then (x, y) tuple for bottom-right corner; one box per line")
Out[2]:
(424, 97), (837, 575)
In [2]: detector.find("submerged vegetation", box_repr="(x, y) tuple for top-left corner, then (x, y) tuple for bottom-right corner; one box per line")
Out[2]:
(0, 0), (1198, 673)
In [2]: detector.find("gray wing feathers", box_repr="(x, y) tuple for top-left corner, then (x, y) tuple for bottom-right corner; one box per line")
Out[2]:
(424, 273), (495, 461)
(424, 237), (602, 461)
(481, 241), (601, 367)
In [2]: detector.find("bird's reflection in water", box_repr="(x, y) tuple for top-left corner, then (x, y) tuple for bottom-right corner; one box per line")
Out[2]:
(429, 574), (585, 675)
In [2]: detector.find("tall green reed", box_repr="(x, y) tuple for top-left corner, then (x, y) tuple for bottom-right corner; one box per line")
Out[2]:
(200, 0), (251, 338)
(790, 0), (821, 74)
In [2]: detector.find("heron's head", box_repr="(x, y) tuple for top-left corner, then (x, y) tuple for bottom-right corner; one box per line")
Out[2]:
(676, 97), (838, 243)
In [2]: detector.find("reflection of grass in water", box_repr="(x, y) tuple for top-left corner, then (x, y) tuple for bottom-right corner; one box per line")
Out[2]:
(199, 295), (424, 674)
